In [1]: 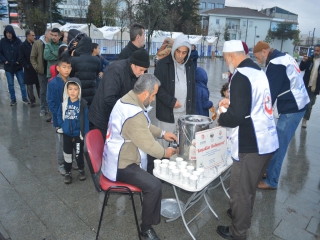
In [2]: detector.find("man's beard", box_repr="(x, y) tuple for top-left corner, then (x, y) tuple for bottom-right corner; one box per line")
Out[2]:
(314, 54), (320, 58)
(228, 62), (235, 74)
(143, 95), (151, 108)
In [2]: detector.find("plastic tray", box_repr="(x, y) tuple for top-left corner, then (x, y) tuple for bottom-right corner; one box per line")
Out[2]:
(161, 198), (185, 218)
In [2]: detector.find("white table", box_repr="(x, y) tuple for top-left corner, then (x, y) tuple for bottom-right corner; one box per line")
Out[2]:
(153, 160), (232, 240)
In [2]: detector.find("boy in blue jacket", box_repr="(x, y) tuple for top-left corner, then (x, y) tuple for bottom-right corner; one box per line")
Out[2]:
(195, 67), (213, 117)
(47, 56), (72, 175)
(57, 77), (89, 184)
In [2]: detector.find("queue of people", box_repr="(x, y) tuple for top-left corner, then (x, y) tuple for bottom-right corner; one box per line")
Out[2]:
(1, 21), (316, 240)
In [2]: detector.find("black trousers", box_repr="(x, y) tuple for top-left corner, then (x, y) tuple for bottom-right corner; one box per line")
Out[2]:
(117, 163), (162, 226)
(229, 152), (273, 240)
(63, 135), (84, 172)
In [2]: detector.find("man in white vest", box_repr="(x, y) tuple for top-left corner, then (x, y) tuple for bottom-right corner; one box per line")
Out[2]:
(217, 40), (279, 240)
(253, 41), (309, 190)
(101, 73), (177, 240)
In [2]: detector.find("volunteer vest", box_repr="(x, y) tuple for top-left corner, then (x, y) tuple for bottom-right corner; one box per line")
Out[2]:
(266, 54), (309, 110)
(101, 100), (150, 181)
(229, 67), (279, 161)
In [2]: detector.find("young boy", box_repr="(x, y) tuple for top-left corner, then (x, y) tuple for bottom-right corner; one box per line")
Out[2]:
(57, 77), (89, 184)
(47, 56), (72, 175)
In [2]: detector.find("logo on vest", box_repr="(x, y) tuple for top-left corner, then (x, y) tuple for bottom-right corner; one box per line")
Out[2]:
(263, 89), (273, 120)
(106, 118), (112, 141)
(288, 55), (301, 74)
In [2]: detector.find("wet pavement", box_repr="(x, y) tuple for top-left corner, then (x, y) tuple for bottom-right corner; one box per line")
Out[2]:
(0, 58), (319, 240)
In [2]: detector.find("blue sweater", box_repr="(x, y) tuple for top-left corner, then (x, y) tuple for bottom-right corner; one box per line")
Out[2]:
(47, 75), (67, 127)
(266, 49), (306, 114)
(195, 67), (213, 116)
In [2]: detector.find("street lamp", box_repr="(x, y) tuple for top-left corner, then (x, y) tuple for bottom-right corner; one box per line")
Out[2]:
(87, 22), (91, 37)
(254, 26), (257, 46)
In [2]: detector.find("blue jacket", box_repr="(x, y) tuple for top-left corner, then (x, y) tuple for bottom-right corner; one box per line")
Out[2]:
(266, 49), (306, 114)
(57, 77), (89, 138)
(98, 55), (109, 72)
(195, 67), (213, 117)
(190, 49), (199, 69)
(47, 74), (68, 127)
(0, 25), (23, 72)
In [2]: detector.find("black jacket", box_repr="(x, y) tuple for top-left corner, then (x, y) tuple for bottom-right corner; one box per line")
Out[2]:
(218, 58), (258, 153)
(0, 25), (22, 72)
(70, 36), (100, 105)
(154, 54), (196, 123)
(299, 55), (320, 94)
(88, 59), (138, 132)
(117, 41), (141, 60)
(19, 39), (38, 85)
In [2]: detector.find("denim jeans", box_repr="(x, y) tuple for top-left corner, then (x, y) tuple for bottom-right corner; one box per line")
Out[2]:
(38, 73), (48, 112)
(6, 70), (27, 101)
(265, 110), (306, 188)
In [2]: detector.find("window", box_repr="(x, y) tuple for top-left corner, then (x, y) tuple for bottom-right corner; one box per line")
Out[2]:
(231, 34), (236, 40)
(216, 4), (224, 8)
(208, 3), (215, 9)
(242, 21), (246, 27)
(199, 2), (206, 10)
(216, 19), (220, 25)
(249, 21), (253, 27)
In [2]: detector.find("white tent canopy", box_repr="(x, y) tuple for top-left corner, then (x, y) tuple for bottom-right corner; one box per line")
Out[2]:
(59, 23), (104, 39)
(188, 35), (203, 44)
(0, 21), (25, 37)
(149, 31), (183, 43)
(98, 26), (130, 41)
(205, 36), (217, 44)
(46, 23), (62, 29)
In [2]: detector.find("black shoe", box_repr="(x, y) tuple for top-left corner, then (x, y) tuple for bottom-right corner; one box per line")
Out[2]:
(227, 208), (232, 219)
(10, 100), (17, 106)
(140, 228), (160, 240)
(64, 172), (72, 184)
(217, 226), (234, 240)
(78, 169), (86, 181)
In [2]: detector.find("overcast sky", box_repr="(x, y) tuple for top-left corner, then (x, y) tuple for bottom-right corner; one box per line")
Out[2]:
(225, 0), (318, 36)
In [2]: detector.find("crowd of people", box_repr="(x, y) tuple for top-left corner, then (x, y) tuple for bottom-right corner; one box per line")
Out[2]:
(1, 20), (319, 240)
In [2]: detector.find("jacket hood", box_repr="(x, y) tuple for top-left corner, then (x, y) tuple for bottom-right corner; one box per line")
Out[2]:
(171, 34), (191, 65)
(3, 25), (17, 40)
(74, 36), (92, 56)
(39, 35), (46, 44)
(67, 29), (81, 43)
(62, 77), (82, 105)
(195, 67), (208, 87)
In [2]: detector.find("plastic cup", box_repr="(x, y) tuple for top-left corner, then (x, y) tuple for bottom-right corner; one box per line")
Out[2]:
(172, 169), (180, 182)
(176, 157), (183, 164)
(162, 159), (169, 164)
(168, 161), (177, 167)
(180, 161), (188, 167)
(154, 159), (162, 171)
(160, 163), (168, 176)
(178, 164), (187, 170)
(168, 165), (176, 178)
(179, 168), (187, 179)
(193, 171), (202, 182)
(196, 168), (204, 180)
(187, 165), (194, 174)
(189, 175), (198, 189)
(182, 172), (190, 185)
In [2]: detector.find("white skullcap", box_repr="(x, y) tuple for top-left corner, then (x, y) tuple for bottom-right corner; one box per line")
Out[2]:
(222, 40), (244, 53)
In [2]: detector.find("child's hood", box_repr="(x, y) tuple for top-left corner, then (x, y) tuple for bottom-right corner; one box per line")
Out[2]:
(63, 77), (82, 103)
(195, 67), (208, 87)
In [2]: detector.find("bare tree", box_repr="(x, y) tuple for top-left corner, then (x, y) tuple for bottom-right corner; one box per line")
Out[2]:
(66, 0), (88, 23)
(102, 0), (118, 26)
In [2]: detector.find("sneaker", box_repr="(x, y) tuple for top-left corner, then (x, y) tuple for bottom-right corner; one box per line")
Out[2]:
(46, 112), (52, 122)
(64, 172), (72, 184)
(10, 100), (17, 106)
(58, 164), (66, 175)
(302, 118), (307, 128)
(40, 110), (46, 117)
(72, 159), (79, 170)
(31, 102), (36, 107)
(78, 169), (86, 181)
(22, 99), (30, 104)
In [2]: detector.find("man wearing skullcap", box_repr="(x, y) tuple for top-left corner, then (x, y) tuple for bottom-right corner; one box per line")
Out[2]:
(88, 48), (150, 139)
(217, 40), (279, 240)
(253, 41), (309, 190)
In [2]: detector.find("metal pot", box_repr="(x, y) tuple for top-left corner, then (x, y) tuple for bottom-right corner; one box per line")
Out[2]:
(177, 115), (212, 161)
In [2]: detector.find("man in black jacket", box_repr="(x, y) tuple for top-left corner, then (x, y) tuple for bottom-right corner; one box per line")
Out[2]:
(70, 36), (100, 106)
(0, 25), (29, 106)
(299, 45), (320, 128)
(117, 23), (145, 60)
(19, 30), (39, 107)
(154, 34), (196, 148)
(88, 49), (150, 139)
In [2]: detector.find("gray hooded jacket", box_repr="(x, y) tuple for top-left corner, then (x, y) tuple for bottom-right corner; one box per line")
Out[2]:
(154, 34), (196, 123)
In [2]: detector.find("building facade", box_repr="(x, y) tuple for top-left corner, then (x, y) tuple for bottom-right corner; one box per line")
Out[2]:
(199, 0), (225, 13)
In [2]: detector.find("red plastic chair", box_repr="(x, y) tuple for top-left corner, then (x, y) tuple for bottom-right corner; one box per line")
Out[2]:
(84, 129), (142, 240)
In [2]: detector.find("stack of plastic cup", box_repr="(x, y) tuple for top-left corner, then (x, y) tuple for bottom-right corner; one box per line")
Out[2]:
(182, 172), (190, 186)
(162, 159), (170, 165)
(187, 165), (194, 174)
(160, 163), (168, 176)
(153, 159), (162, 173)
(189, 175), (198, 189)
(172, 169), (180, 182)
(179, 168), (187, 180)
(168, 165), (176, 179)
(196, 168), (204, 180)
